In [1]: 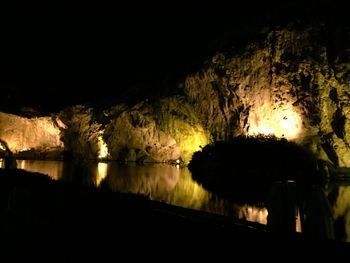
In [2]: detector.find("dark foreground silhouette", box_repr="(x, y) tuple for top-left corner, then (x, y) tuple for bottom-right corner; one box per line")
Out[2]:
(188, 136), (321, 204)
(0, 168), (349, 262)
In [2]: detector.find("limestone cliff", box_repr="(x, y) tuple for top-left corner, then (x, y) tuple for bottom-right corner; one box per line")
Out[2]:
(0, 99), (209, 164)
(0, 112), (63, 158)
(104, 97), (210, 164)
(1, 23), (349, 167)
(184, 23), (350, 167)
(103, 101), (180, 163)
(58, 105), (103, 160)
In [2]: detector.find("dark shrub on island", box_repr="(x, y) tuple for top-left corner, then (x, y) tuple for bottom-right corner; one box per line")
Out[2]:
(188, 136), (320, 203)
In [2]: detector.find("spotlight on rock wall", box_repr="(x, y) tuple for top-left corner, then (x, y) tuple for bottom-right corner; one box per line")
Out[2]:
(98, 134), (108, 159)
(247, 103), (302, 140)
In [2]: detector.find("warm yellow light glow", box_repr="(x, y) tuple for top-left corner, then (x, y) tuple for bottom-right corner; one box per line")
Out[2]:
(333, 186), (350, 242)
(239, 204), (302, 230)
(150, 167), (212, 211)
(96, 162), (108, 186)
(238, 204), (268, 225)
(0, 158), (3, 168)
(98, 135), (108, 159)
(0, 113), (63, 154)
(16, 160), (63, 180)
(55, 117), (67, 129)
(19, 147), (31, 152)
(247, 104), (302, 140)
(177, 124), (210, 164)
(18, 159), (26, 169)
(176, 159), (180, 164)
(0, 143), (5, 151)
(296, 208), (302, 233)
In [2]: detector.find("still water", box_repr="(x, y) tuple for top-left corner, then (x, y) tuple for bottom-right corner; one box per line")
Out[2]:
(2, 159), (350, 242)
(3, 159), (268, 224)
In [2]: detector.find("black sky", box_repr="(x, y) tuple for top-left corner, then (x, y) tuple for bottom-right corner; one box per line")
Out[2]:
(5, 0), (349, 113)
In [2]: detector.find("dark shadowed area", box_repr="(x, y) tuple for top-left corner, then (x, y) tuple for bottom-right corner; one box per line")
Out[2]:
(1, 1), (350, 260)
(6, 0), (348, 113)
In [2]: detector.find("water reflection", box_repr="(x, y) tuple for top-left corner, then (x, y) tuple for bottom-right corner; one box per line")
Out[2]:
(96, 162), (108, 186)
(238, 205), (268, 225)
(103, 164), (271, 224)
(5, 159), (268, 224)
(103, 162), (180, 197)
(332, 185), (350, 242)
(4, 159), (350, 240)
(16, 159), (64, 180)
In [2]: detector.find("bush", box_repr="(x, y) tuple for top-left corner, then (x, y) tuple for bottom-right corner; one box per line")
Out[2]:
(188, 135), (319, 203)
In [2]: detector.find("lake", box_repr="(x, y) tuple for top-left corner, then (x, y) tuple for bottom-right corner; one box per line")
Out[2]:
(1, 158), (349, 242)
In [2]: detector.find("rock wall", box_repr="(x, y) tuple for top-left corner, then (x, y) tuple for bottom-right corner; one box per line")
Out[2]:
(0, 99), (209, 164)
(2, 23), (349, 167)
(104, 102), (180, 163)
(0, 112), (63, 157)
(58, 105), (103, 160)
(184, 23), (350, 167)
(104, 97), (210, 164)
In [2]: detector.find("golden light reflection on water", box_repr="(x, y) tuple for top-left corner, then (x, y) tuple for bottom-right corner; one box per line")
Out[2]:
(16, 159), (64, 181)
(237, 205), (302, 230)
(238, 205), (268, 225)
(296, 208), (302, 233)
(104, 163), (181, 198)
(96, 162), (108, 186)
(155, 167), (212, 211)
(5, 160), (307, 230)
(333, 186), (350, 242)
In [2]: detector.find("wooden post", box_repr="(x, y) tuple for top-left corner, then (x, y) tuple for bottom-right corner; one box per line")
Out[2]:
(266, 180), (296, 235)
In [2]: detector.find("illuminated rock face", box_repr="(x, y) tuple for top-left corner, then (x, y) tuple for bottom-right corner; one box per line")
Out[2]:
(58, 105), (103, 160)
(185, 24), (350, 167)
(104, 102), (181, 163)
(0, 112), (63, 157)
(104, 98), (210, 164)
(0, 101), (208, 163)
(2, 24), (348, 166)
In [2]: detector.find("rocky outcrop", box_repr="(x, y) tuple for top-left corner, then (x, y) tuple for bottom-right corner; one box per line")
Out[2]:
(2, 23), (349, 167)
(0, 98), (209, 163)
(104, 102), (180, 163)
(184, 23), (350, 167)
(58, 105), (103, 160)
(104, 97), (210, 164)
(0, 112), (63, 158)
